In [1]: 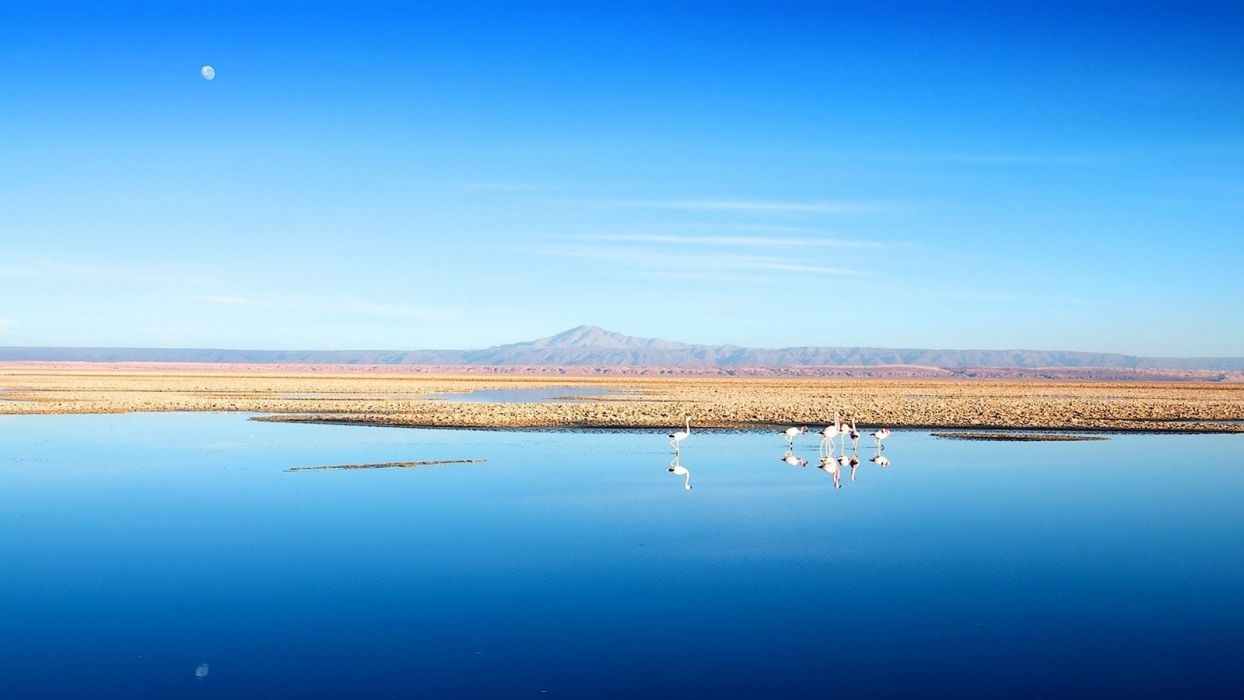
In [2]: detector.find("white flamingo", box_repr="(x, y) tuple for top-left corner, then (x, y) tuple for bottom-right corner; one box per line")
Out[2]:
(848, 418), (861, 452)
(835, 411), (850, 449)
(817, 425), (837, 458)
(668, 416), (691, 451)
(781, 451), (808, 468)
(871, 427), (892, 449)
(782, 426), (807, 449)
(870, 453), (891, 468)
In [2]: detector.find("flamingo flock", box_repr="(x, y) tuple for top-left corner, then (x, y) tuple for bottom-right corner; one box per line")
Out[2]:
(661, 414), (894, 492)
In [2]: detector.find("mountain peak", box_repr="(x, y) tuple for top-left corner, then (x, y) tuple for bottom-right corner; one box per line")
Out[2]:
(540, 325), (631, 348)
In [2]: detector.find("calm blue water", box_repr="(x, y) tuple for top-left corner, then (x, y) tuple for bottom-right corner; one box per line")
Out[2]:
(2, 413), (1242, 698)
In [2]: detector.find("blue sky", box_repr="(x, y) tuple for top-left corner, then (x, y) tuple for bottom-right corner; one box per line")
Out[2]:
(3, 1), (1242, 355)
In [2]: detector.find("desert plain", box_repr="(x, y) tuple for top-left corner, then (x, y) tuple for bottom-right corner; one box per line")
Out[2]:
(2, 363), (1243, 433)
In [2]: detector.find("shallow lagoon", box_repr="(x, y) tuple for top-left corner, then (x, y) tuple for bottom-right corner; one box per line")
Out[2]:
(1, 413), (1242, 698)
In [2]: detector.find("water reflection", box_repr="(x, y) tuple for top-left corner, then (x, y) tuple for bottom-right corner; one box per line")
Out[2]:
(5, 415), (1240, 698)
(817, 457), (842, 488)
(667, 453), (693, 490)
(780, 450), (808, 468)
(660, 424), (896, 488)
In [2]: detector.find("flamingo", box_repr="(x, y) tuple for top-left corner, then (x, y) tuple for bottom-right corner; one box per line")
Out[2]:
(668, 416), (691, 451)
(848, 418), (861, 452)
(782, 426), (807, 449)
(835, 411), (850, 449)
(870, 453), (891, 468)
(817, 425), (837, 458)
(871, 427), (892, 449)
(780, 451), (808, 468)
(817, 457), (842, 488)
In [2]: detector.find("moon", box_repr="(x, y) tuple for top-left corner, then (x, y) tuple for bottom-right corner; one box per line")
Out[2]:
(201, 65), (215, 81)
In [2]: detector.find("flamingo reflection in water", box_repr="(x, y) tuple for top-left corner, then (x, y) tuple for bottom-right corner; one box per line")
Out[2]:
(780, 450), (808, 468)
(817, 457), (842, 488)
(667, 453), (692, 490)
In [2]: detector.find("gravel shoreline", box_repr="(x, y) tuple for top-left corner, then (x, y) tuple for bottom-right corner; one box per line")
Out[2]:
(3, 367), (1243, 433)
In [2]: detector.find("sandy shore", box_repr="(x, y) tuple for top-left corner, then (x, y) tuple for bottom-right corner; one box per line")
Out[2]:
(3, 363), (1243, 433)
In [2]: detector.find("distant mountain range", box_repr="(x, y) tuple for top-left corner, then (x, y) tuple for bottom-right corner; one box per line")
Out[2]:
(3, 325), (1243, 371)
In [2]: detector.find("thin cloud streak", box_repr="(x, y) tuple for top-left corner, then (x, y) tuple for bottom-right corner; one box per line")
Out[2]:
(621, 199), (883, 214)
(920, 290), (1089, 305)
(194, 295), (456, 321)
(537, 244), (864, 277)
(901, 152), (1108, 166)
(0, 259), (136, 281)
(198, 295), (249, 305)
(628, 268), (854, 288)
(449, 181), (548, 191)
(587, 233), (885, 249)
(0, 258), (217, 286)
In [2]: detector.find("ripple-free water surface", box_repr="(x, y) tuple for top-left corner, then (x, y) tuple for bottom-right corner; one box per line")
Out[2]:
(1, 413), (1242, 698)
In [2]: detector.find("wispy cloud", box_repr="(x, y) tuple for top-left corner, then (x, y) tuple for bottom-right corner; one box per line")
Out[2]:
(587, 233), (885, 249)
(620, 199), (883, 214)
(623, 268), (854, 287)
(450, 181), (548, 191)
(0, 259), (135, 281)
(902, 152), (1107, 166)
(538, 244), (863, 277)
(193, 295), (456, 321)
(922, 290), (1088, 305)
(197, 295), (249, 305)
(0, 258), (216, 286)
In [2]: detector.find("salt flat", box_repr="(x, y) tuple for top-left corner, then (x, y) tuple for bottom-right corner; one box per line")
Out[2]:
(3, 364), (1242, 432)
